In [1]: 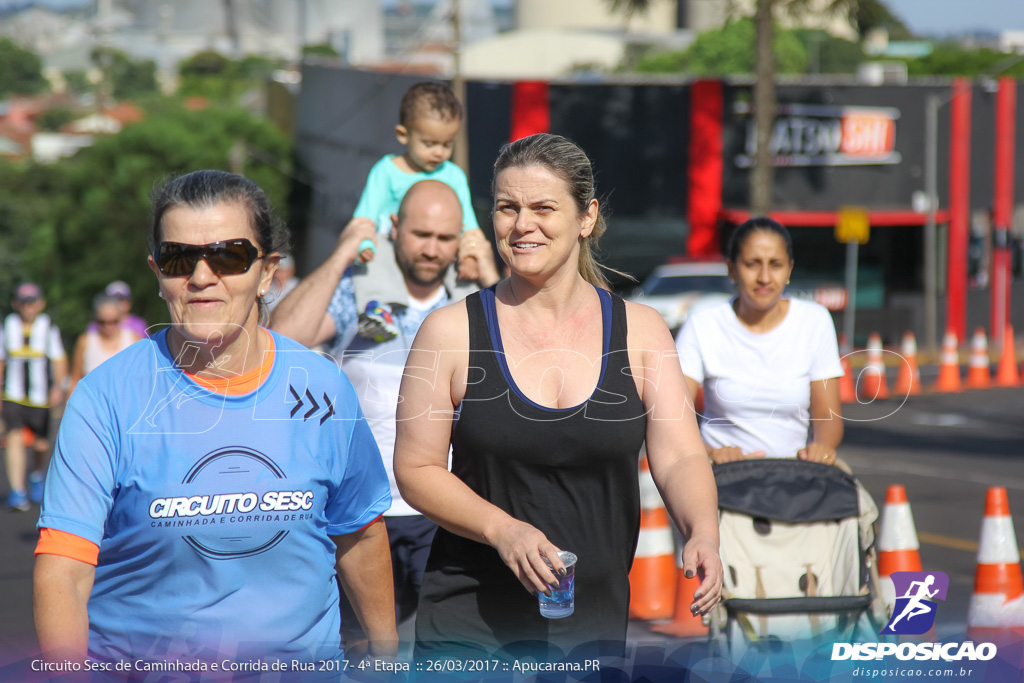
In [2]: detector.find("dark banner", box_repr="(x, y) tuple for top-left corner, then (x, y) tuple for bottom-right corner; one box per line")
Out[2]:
(548, 83), (692, 280)
(294, 66), (426, 268)
(548, 83), (691, 220)
(720, 83), (952, 213)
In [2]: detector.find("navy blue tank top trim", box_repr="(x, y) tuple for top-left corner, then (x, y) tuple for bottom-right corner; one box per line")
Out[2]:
(478, 285), (613, 413)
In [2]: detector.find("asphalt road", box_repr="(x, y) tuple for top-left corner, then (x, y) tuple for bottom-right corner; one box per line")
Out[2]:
(2, 382), (1023, 669)
(841, 385), (1024, 637)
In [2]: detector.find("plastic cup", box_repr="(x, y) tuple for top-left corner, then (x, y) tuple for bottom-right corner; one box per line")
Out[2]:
(538, 551), (577, 619)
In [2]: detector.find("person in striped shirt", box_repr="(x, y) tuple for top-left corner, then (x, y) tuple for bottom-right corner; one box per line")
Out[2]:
(0, 281), (66, 511)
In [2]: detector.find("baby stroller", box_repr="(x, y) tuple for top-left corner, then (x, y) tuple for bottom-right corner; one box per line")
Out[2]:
(708, 458), (886, 659)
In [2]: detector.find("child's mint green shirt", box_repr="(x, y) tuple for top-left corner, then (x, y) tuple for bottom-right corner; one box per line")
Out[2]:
(353, 154), (480, 234)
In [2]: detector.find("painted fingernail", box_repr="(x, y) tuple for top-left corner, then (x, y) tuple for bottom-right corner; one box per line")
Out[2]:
(685, 570), (695, 579)
(558, 568), (567, 578)
(694, 592), (702, 599)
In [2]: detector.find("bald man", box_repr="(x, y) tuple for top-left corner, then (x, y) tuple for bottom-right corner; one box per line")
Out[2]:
(271, 180), (500, 643)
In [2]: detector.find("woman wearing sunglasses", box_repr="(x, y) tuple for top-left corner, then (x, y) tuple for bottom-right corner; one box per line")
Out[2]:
(68, 293), (141, 395)
(33, 170), (398, 668)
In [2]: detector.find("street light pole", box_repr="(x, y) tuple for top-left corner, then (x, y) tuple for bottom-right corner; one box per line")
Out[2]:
(923, 94), (939, 358)
(450, 0), (469, 173)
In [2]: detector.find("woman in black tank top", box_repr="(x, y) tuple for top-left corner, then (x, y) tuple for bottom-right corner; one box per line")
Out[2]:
(394, 134), (722, 662)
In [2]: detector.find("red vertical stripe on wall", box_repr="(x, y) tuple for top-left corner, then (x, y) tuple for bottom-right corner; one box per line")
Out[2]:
(509, 81), (550, 143)
(947, 77), (971, 343)
(991, 76), (1016, 341)
(687, 80), (724, 258)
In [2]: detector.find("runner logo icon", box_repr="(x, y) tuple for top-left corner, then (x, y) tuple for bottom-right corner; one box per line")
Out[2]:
(882, 571), (949, 635)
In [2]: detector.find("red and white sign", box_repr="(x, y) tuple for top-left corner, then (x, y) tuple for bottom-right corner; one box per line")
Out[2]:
(735, 104), (901, 168)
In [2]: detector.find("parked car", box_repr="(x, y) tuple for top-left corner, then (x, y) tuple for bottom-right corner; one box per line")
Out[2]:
(627, 261), (733, 333)
(629, 261), (848, 333)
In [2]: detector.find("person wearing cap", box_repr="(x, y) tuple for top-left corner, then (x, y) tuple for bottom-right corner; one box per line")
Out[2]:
(0, 282), (67, 511)
(88, 281), (149, 338)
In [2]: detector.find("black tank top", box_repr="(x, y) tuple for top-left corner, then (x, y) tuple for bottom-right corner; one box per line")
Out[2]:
(414, 285), (648, 661)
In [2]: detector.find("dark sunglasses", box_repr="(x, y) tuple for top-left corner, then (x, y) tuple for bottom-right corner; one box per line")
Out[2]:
(154, 239), (264, 277)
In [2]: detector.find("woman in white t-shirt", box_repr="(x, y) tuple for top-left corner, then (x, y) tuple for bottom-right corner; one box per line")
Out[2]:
(675, 217), (844, 465)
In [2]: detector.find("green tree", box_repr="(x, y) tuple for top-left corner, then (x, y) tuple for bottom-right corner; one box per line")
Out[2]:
(63, 69), (93, 94)
(902, 46), (1024, 77)
(178, 50), (283, 102)
(0, 162), (65, 306)
(302, 43), (339, 58)
(92, 47), (159, 100)
(0, 37), (47, 97)
(636, 19), (808, 75)
(0, 103), (292, 339)
(854, 0), (914, 40)
(36, 107), (77, 132)
(795, 29), (865, 74)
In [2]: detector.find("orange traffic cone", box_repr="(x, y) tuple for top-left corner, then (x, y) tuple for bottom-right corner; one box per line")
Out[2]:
(967, 487), (1024, 641)
(995, 325), (1020, 388)
(932, 329), (963, 393)
(838, 332), (852, 357)
(966, 327), (992, 389)
(858, 332), (889, 400)
(877, 484), (923, 609)
(628, 456), (677, 620)
(651, 538), (709, 637)
(893, 331), (922, 396)
(838, 334), (856, 403)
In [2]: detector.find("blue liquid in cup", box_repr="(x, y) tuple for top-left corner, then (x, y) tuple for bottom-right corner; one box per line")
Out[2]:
(539, 585), (574, 618)
(539, 551), (577, 619)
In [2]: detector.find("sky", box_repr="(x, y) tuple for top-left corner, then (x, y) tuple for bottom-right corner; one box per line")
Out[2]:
(1, 0), (1022, 39)
(891, 0), (1024, 37)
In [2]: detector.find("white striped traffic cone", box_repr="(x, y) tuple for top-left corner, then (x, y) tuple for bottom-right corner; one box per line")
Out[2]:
(877, 484), (922, 610)
(967, 487), (1024, 641)
(628, 455), (677, 620)
(966, 327), (992, 389)
(933, 329), (963, 393)
(858, 332), (890, 400)
(893, 331), (922, 396)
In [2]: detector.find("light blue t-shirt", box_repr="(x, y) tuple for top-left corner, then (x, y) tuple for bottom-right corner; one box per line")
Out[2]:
(353, 154), (479, 234)
(39, 329), (390, 664)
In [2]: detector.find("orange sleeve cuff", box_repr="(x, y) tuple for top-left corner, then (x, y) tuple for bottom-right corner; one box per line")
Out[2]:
(357, 514), (384, 533)
(35, 528), (100, 566)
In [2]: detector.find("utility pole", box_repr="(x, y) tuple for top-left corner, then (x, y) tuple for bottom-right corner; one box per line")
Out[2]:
(450, 0), (469, 173)
(223, 0), (241, 58)
(751, 0), (776, 216)
(923, 93), (939, 357)
(298, 0), (308, 55)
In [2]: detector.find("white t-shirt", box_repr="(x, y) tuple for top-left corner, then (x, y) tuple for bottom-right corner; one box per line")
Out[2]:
(675, 298), (843, 458)
(330, 279), (453, 517)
